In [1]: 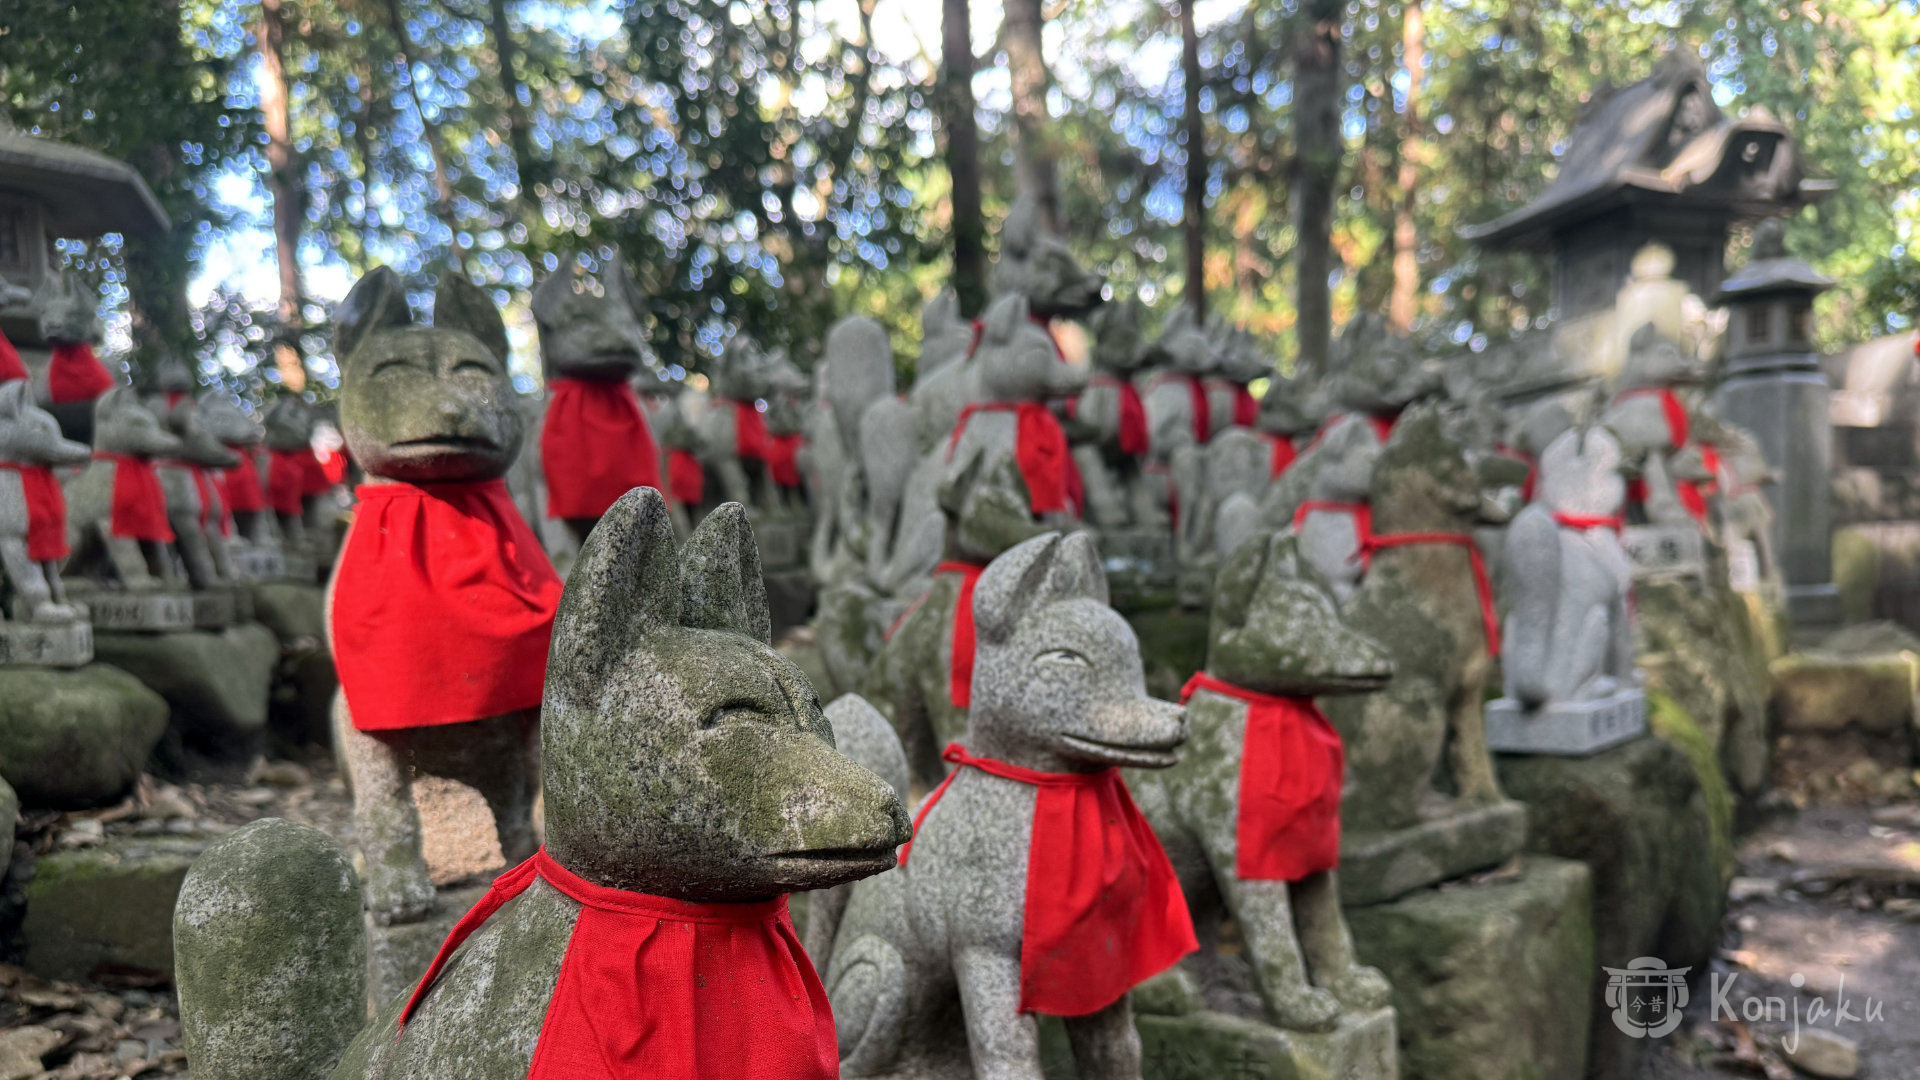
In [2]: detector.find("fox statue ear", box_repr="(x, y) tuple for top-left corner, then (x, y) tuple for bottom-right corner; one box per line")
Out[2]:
(434, 272), (510, 364)
(1210, 531), (1270, 632)
(1046, 532), (1108, 608)
(679, 502), (773, 645)
(547, 488), (683, 687)
(608, 258), (648, 323)
(981, 293), (1029, 346)
(530, 263), (576, 329)
(974, 531), (1109, 645)
(1000, 192), (1038, 259)
(0, 379), (24, 418)
(334, 266), (411, 366)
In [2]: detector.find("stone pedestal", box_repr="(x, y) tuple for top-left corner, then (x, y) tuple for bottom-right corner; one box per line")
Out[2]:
(22, 832), (211, 981)
(77, 590), (196, 632)
(0, 620), (92, 667)
(0, 664), (168, 809)
(93, 622), (279, 758)
(1621, 524), (1705, 580)
(228, 543), (287, 581)
(1713, 369), (1841, 628)
(191, 586), (250, 629)
(1486, 687), (1647, 756)
(1347, 856), (1595, 1080)
(1337, 799), (1530, 907)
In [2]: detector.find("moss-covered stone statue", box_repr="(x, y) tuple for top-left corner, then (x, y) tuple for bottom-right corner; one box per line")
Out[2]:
(175, 488), (913, 1079)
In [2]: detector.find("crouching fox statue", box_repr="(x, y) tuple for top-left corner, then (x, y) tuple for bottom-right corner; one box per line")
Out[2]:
(173, 488), (914, 1080)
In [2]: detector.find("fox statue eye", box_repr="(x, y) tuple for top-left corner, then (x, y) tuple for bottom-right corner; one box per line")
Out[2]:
(704, 700), (767, 728)
(1034, 649), (1090, 668)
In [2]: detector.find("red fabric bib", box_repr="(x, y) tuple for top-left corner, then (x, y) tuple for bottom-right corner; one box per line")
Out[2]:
(1181, 673), (1343, 881)
(541, 378), (662, 520)
(729, 399), (773, 463)
(1151, 373), (1211, 444)
(222, 448), (266, 515)
(1267, 434), (1299, 478)
(161, 461), (223, 534)
(1495, 443), (1538, 503)
(48, 343), (115, 404)
(667, 448), (705, 506)
(332, 479), (562, 732)
(901, 744), (1195, 1016)
(0, 328), (25, 383)
(267, 447), (330, 516)
(936, 561), (986, 709)
(1207, 379), (1258, 428)
(0, 462), (69, 561)
(946, 401), (1072, 515)
(95, 454), (174, 542)
(1613, 387), (1714, 526)
(402, 849), (836, 1080)
(768, 432), (804, 489)
(1084, 374), (1149, 457)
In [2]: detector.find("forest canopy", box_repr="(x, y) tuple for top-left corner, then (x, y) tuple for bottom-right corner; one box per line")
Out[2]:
(1, 0), (1916, 401)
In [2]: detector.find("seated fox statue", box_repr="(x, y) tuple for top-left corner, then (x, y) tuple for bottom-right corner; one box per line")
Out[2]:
(175, 488), (913, 1079)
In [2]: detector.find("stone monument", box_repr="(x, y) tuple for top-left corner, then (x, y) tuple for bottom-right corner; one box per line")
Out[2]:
(61, 387), (194, 630)
(0, 379), (91, 665)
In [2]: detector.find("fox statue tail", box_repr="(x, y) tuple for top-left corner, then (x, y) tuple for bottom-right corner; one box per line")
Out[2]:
(175, 818), (366, 1080)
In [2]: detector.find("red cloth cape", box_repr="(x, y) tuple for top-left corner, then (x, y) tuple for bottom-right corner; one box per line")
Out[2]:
(1614, 387), (1713, 526)
(222, 448), (265, 515)
(1078, 374), (1149, 457)
(0, 328), (25, 383)
(0, 462), (69, 561)
(541, 378), (662, 520)
(935, 561), (986, 709)
(1267, 434), (1299, 478)
(266, 447), (330, 516)
(162, 461), (223, 535)
(768, 432), (804, 489)
(48, 343), (115, 404)
(667, 448), (705, 506)
(729, 399), (773, 463)
(1152, 373), (1211, 444)
(900, 744), (1196, 1017)
(1181, 673), (1343, 881)
(946, 401), (1072, 515)
(402, 849), (836, 1080)
(95, 454), (174, 542)
(1207, 379), (1258, 428)
(332, 479), (562, 732)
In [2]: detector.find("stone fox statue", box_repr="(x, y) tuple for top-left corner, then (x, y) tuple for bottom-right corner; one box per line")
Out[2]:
(63, 387), (185, 589)
(174, 488), (914, 1080)
(825, 531), (1194, 1080)
(1128, 533), (1395, 1033)
(0, 380), (90, 620)
(324, 267), (561, 926)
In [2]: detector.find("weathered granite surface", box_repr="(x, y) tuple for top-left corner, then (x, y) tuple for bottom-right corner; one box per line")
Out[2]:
(63, 388), (185, 590)
(26, 832), (211, 981)
(0, 664), (167, 809)
(0, 380), (90, 626)
(93, 622), (278, 759)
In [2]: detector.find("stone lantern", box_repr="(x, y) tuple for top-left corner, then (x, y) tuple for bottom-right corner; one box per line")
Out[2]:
(1711, 219), (1839, 627)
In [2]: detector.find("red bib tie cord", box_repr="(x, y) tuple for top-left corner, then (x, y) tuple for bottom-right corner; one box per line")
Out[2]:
(934, 561), (986, 709)
(945, 402), (1073, 516)
(1614, 387), (1714, 526)
(1151, 373), (1211, 445)
(1552, 512), (1625, 533)
(900, 744), (1197, 1017)
(1267, 434), (1299, 478)
(0, 462), (69, 561)
(1180, 673), (1343, 881)
(94, 454), (174, 542)
(0, 329), (26, 384)
(160, 461), (224, 535)
(400, 848), (837, 1080)
(332, 479), (562, 732)
(1292, 501), (1498, 656)
(541, 378), (663, 520)
(48, 343), (116, 404)
(666, 448), (705, 506)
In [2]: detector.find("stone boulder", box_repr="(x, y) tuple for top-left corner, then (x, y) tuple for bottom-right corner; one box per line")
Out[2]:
(23, 832), (210, 981)
(0, 664), (168, 809)
(1347, 856), (1594, 1080)
(1769, 621), (1920, 798)
(1636, 571), (1772, 801)
(1496, 701), (1727, 1080)
(92, 623), (279, 760)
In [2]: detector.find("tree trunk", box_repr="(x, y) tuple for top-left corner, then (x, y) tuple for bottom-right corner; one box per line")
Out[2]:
(258, 0), (306, 391)
(1291, 2), (1343, 376)
(1180, 0), (1206, 321)
(1002, 0), (1061, 235)
(943, 0), (988, 317)
(1388, 0), (1424, 332)
(484, 0), (543, 211)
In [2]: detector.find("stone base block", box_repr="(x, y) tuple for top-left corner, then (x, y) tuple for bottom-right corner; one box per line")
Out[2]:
(1338, 799), (1530, 907)
(0, 620), (92, 667)
(365, 882), (490, 1007)
(191, 586), (251, 630)
(94, 623), (278, 755)
(1486, 687), (1647, 756)
(228, 544), (287, 582)
(280, 550), (318, 585)
(1347, 856), (1595, 1080)
(80, 591), (196, 632)
(0, 664), (168, 809)
(1035, 1006), (1395, 1080)
(22, 833), (212, 981)
(1771, 646), (1918, 737)
(246, 581), (326, 642)
(1622, 524), (1706, 580)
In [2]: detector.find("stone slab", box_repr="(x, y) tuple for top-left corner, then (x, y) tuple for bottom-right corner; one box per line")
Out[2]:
(1347, 856), (1594, 1080)
(1338, 799), (1530, 907)
(93, 623), (279, 754)
(228, 544), (287, 582)
(0, 620), (92, 667)
(1486, 687), (1647, 756)
(1621, 524), (1706, 580)
(190, 587), (244, 630)
(82, 591), (195, 632)
(22, 833), (213, 981)
(0, 664), (168, 809)
(1770, 649), (1919, 735)
(1034, 1007), (1394, 1080)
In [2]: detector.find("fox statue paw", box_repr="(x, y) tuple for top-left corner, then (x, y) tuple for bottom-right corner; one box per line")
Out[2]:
(366, 859), (437, 926)
(1268, 983), (1343, 1033)
(1326, 963), (1392, 1011)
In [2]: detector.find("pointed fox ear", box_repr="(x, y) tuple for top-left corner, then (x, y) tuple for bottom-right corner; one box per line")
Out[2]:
(1210, 531), (1270, 631)
(976, 531), (1116, 645)
(335, 266), (411, 365)
(546, 488), (682, 687)
(981, 293), (1028, 345)
(1000, 192), (1038, 258)
(530, 264), (576, 328)
(435, 272), (509, 364)
(678, 502), (772, 645)
(0, 379), (24, 418)
(608, 258), (648, 322)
